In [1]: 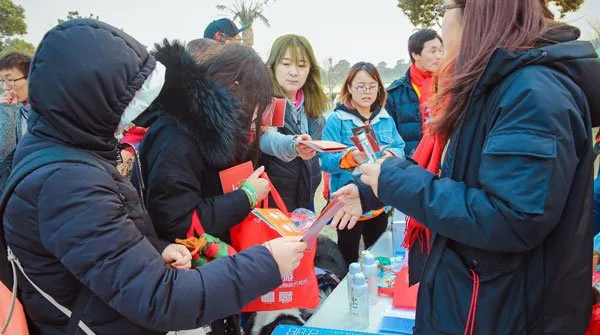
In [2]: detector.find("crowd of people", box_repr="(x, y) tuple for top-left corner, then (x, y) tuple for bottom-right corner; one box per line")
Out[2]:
(0, 0), (599, 334)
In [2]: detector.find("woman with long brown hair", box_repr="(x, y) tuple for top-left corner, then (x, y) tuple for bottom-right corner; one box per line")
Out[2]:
(332, 0), (600, 333)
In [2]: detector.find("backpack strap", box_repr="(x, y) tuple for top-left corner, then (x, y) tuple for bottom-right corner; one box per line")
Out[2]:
(1, 145), (105, 335)
(7, 249), (96, 334)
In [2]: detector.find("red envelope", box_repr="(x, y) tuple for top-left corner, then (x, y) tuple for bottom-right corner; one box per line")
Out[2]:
(392, 265), (419, 310)
(219, 161), (254, 193)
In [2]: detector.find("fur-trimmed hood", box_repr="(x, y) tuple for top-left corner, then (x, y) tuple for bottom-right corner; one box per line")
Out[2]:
(141, 39), (249, 169)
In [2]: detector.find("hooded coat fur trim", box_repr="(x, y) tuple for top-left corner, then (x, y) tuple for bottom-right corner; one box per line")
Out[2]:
(148, 39), (249, 169)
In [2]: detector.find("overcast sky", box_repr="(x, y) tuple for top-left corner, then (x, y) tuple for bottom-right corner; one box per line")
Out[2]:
(12, 0), (600, 67)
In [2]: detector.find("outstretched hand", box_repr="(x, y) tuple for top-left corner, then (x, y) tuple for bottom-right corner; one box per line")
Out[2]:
(331, 184), (363, 230)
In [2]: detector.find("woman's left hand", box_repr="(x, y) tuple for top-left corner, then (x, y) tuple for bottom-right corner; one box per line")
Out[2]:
(162, 244), (192, 270)
(359, 160), (384, 196)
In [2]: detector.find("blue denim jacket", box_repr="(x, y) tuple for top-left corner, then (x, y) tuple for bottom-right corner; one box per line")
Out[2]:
(320, 107), (406, 197)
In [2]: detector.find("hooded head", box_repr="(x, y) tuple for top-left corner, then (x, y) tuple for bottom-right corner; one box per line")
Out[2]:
(28, 19), (164, 160)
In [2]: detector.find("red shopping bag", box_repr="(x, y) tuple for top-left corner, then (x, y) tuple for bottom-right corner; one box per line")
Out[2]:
(392, 265), (419, 310)
(230, 173), (319, 312)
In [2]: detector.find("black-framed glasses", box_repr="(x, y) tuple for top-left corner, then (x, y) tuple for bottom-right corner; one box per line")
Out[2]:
(352, 85), (379, 93)
(434, 3), (465, 16)
(0, 77), (26, 87)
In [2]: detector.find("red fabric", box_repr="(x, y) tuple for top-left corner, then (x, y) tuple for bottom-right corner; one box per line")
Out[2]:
(586, 304), (600, 335)
(409, 63), (434, 128)
(402, 64), (447, 252)
(121, 127), (147, 145)
(120, 127), (148, 154)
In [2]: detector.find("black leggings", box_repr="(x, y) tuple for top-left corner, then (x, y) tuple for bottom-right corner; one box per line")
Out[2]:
(336, 213), (389, 266)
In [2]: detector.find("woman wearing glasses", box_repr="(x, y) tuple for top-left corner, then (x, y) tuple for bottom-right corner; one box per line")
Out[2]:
(0, 52), (31, 160)
(332, 0), (599, 333)
(320, 62), (405, 265)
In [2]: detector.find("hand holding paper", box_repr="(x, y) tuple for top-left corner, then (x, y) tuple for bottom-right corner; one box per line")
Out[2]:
(244, 167), (270, 202)
(298, 140), (348, 153)
(295, 134), (317, 160)
(301, 198), (346, 247)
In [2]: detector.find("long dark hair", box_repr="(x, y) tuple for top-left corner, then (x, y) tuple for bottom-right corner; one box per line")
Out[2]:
(201, 43), (273, 163)
(430, 0), (559, 136)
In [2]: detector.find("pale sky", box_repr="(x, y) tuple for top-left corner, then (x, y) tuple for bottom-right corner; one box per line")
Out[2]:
(12, 0), (600, 68)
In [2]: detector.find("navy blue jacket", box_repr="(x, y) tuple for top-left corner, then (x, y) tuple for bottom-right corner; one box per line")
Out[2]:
(385, 69), (422, 157)
(358, 32), (599, 334)
(3, 20), (281, 335)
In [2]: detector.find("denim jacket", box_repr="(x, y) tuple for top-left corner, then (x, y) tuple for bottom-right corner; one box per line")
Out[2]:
(320, 107), (405, 196)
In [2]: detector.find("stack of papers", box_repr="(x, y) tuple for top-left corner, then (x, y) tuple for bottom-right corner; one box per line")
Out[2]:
(251, 208), (302, 236)
(252, 199), (345, 244)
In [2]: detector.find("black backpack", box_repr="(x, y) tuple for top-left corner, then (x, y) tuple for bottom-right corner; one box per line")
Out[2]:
(0, 146), (106, 334)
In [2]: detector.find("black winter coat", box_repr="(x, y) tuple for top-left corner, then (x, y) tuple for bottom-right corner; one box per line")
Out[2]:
(134, 41), (253, 244)
(359, 31), (599, 334)
(3, 20), (281, 335)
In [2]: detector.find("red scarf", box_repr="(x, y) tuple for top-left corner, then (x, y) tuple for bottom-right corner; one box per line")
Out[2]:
(120, 127), (148, 154)
(403, 64), (447, 252)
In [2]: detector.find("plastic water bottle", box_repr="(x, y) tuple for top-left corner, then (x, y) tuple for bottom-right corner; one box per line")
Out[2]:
(360, 250), (373, 268)
(391, 214), (408, 262)
(357, 130), (377, 163)
(362, 253), (379, 304)
(347, 262), (362, 312)
(350, 273), (369, 329)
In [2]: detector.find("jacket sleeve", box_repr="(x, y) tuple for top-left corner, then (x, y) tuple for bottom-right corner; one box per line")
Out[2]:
(37, 165), (282, 331)
(320, 113), (354, 174)
(147, 170), (251, 242)
(353, 175), (384, 213)
(376, 70), (585, 253)
(260, 128), (297, 162)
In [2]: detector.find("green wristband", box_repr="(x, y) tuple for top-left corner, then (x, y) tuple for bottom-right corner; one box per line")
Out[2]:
(241, 183), (258, 207)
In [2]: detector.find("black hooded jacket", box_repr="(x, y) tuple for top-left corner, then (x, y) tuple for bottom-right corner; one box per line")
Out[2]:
(3, 20), (281, 335)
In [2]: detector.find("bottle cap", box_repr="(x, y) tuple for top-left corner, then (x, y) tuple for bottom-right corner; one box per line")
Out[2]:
(353, 272), (367, 285)
(363, 254), (376, 266)
(349, 262), (361, 274)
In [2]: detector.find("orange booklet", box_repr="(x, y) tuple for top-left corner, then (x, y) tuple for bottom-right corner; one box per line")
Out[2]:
(219, 161), (254, 194)
(252, 208), (302, 236)
(299, 140), (348, 152)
